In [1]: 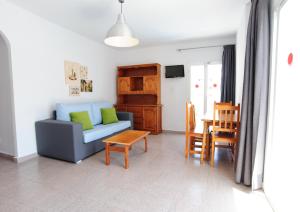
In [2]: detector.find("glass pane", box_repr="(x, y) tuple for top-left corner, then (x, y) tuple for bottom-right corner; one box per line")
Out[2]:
(206, 64), (222, 116)
(190, 65), (205, 124)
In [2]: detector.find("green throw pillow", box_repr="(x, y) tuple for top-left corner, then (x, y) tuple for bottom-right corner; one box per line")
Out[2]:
(70, 111), (93, 131)
(101, 108), (119, 125)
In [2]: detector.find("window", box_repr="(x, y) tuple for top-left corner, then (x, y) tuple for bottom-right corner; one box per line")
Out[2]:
(190, 63), (222, 124)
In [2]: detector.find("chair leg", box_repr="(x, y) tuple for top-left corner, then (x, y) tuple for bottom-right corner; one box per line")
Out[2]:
(190, 137), (195, 157)
(206, 134), (212, 161)
(185, 134), (189, 158)
(210, 141), (215, 167)
(201, 138), (206, 163)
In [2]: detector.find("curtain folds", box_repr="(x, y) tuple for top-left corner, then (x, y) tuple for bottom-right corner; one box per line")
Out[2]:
(235, 0), (271, 190)
(221, 45), (236, 104)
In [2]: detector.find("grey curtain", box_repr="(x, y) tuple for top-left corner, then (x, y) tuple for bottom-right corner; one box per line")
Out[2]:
(221, 45), (236, 104)
(235, 0), (271, 190)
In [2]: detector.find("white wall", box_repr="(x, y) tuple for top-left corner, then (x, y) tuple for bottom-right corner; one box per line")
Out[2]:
(0, 33), (16, 156)
(115, 36), (236, 132)
(235, 2), (251, 104)
(0, 1), (118, 158)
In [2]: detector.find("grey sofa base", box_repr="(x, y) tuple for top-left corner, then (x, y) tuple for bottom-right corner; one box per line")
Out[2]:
(35, 112), (133, 163)
(37, 129), (129, 163)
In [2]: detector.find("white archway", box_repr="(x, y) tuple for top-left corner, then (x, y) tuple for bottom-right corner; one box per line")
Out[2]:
(0, 31), (17, 157)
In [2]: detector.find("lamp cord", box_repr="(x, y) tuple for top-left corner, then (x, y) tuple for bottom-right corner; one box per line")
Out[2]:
(119, 0), (124, 14)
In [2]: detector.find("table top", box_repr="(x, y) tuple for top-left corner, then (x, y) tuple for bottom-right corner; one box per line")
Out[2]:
(103, 130), (150, 146)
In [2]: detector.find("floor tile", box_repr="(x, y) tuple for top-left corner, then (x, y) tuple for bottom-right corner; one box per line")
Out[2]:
(0, 133), (273, 212)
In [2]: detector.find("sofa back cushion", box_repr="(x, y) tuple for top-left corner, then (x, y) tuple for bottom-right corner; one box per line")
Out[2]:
(56, 103), (93, 122)
(91, 102), (113, 125)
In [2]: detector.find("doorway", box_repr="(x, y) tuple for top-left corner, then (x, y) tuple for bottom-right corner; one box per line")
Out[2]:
(0, 32), (17, 157)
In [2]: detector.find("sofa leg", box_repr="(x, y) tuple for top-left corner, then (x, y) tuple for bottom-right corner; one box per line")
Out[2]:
(76, 160), (82, 164)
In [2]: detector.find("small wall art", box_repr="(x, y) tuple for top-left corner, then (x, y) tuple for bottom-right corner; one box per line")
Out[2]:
(69, 85), (81, 96)
(80, 65), (88, 80)
(64, 61), (80, 85)
(81, 80), (93, 92)
(65, 60), (92, 96)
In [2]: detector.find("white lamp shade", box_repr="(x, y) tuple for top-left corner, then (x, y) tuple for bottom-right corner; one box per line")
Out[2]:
(104, 14), (139, 47)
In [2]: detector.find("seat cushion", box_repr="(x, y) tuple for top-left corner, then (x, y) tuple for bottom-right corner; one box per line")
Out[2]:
(83, 121), (131, 143)
(91, 102), (113, 125)
(56, 103), (93, 122)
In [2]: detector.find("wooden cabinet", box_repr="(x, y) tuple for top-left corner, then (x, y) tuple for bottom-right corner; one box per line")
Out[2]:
(116, 63), (162, 134)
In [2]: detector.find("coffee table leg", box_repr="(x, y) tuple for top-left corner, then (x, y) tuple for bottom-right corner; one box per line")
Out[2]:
(105, 143), (110, 165)
(144, 137), (148, 152)
(124, 146), (129, 169)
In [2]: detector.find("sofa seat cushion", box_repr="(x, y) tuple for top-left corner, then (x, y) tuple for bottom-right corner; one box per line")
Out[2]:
(83, 121), (131, 144)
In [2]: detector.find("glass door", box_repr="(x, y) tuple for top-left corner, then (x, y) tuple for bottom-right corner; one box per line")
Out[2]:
(264, 0), (300, 211)
(190, 63), (222, 124)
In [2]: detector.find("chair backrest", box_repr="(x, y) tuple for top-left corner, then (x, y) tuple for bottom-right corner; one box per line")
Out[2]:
(215, 101), (232, 106)
(212, 102), (240, 134)
(186, 102), (196, 132)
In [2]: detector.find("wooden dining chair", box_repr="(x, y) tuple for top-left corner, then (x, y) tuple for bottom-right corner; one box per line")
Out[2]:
(185, 102), (206, 159)
(210, 102), (240, 166)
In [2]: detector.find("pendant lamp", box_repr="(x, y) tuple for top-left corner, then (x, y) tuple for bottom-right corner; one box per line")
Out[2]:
(104, 0), (139, 47)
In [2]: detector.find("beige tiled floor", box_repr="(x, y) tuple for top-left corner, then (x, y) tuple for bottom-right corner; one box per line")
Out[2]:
(0, 133), (273, 212)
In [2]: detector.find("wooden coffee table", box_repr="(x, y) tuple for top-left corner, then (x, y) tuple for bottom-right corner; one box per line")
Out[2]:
(103, 130), (150, 169)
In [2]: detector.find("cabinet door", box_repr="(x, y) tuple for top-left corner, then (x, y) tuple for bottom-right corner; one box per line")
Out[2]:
(143, 76), (157, 93)
(118, 77), (130, 94)
(143, 107), (157, 131)
(127, 106), (143, 130)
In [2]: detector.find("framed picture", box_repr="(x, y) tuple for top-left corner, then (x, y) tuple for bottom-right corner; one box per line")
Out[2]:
(81, 80), (93, 92)
(80, 65), (88, 80)
(69, 85), (80, 96)
(65, 61), (80, 85)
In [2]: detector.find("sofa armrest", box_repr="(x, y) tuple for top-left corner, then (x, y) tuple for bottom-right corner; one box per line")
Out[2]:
(117, 112), (133, 129)
(35, 119), (83, 163)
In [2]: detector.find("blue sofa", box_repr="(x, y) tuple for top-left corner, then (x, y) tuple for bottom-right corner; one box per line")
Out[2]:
(35, 102), (133, 163)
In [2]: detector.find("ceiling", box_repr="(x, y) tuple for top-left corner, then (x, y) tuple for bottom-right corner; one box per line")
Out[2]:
(8, 0), (248, 46)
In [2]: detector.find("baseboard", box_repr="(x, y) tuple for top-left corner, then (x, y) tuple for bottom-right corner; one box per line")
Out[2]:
(163, 130), (185, 134)
(13, 153), (38, 163)
(0, 152), (15, 161)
